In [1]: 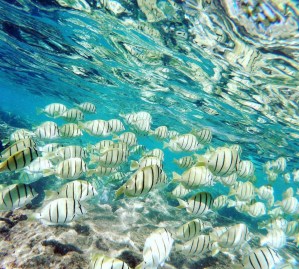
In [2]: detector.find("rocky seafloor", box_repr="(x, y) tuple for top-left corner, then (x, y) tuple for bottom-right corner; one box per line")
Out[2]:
(0, 194), (235, 269)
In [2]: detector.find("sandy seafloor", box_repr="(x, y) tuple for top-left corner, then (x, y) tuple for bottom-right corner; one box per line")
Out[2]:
(0, 195), (238, 269)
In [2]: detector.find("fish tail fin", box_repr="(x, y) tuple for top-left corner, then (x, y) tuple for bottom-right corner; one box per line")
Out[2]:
(274, 200), (281, 207)
(163, 142), (169, 149)
(112, 134), (119, 141)
(1, 138), (9, 147)
(115, 185), (125, 199)
(77, 121), (84, 129)
(227, 199), (236, 207)
(43, 169), (54, 177)
(130, 160), (139, 171)
(134, 262), (144, 269)
(36, 108), (44, 115)
(172, 172), (181, 183)
(194, 155), (207, 166)
(86, 144), (94, 153)
(27, 212), (41, 222)
(175, 243), (183, 252)
(89, 155), (98, 165)
(228, 188), (236, 197)
(176, 198), (188, 209)
(86, 169), (95, 177)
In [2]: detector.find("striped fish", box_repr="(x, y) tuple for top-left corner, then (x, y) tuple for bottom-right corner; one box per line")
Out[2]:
(141, 228), (173, 269)
(143, 148), (164, 161)
(0, 147), (39, 173)
(169, 134), (201, 152)
(44, 158), (87, 180)
(207, 147), (240, 176)
(276, 196), (298, 214)
(23, 157), (53, 174)
(245, 202), (266, 218)
(90, 148), (129, 168)
(176, 235), (213, 256)
(170, 184), (191, 198)
(35, 121), (59, 139)
(285, 221), (299, 236)
(57, 180), (97, 201)
(173, 156), (194, 169)
(173, 166), (213, 189)
(272, 157), (287, 173)
(131, 119), (151, 134)
(229, 181), (255, 201)
(237, 160), (255, 179)
(260, 229), (286, 249)
(36, 198), (86, 225)
(213, 195), (228, 210)
(175, 219), (212, 241)
(2, 129), (35, 146)
(115, 164), (167, 198)
(113, 132), (137, 146)
(0, 183), (37, 211)
(61, 108), (84, 122)
(209, 226), (229, 240)
(77, 102), (96, 113)
(79, 120), (111, 136)
(89, 254), (131, 269)
(229, 144), (242, 155)
(256, 185), (274, 201)
(214, 223), (251, 248)
(0, 138), (36, 161)
(37, 103), (67, 118)
(87, 140), (114, 153)
(192, 128), (212, 144)
(177, 192), (214, 216)
(59, 123), (83, 137)
(242, 247), (282, 269)
(130, 156), (162, 171)
(168, 130), (179, 139)
(108, 119), (125, 133)
(50, 146), (87, 161)
(87, 165), (117, 177)
(39, 143), (62, 154)
(150, 126), (168, 140)
(219, 173), (237, 186)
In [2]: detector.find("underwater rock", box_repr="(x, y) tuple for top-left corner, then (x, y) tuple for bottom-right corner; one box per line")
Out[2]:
(42, 239), (83, 255)
(73, 223), (90, 236)
(95, 237), (109, 251)
(117, 250), (142, 268)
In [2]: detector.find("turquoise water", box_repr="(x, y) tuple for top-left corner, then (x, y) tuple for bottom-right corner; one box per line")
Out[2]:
(0, 0), (299, 268)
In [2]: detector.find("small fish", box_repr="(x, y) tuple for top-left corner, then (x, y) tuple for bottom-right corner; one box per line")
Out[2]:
(87, 165), (117, 177)
(173, 166), (213, 189)
(0, 138), (36, 161)
(241, 247), (282, 269)
(176, 235), (213, 256)
(271, 157), (287, 173)
(260, 229), (286, 249)
(49, 146), (87, 162)
(130, 156), (162, 171)
(150, 126), (168, 140)
(237, 160), (255, 179)
(173, 156), (195, 169)
(168, 130), (179, 139)
(2, 129), (35, 146)
(79, 120), (111, 136)
(244, 202), (266, 218)
(229, 144), (242, 156)
(35, 121), (60, 139)
(0, 147), (39, 173)
(211, 223), (251, 249)
(39, 143), (62, 154)
(213, 195), (228, 210)
(283, 187), (294, 199)
(23, 157), (53, 174)
(57, 180), (97, 201)
(143, 148), (164, 161)
(90, 148), (129, 168)
(165, 134), (201, 152)
(37, 103), (67, 118)
(108, 119), (125, 133)
(77, 102), (96, 113)
(35, 198), (86, 225)
(59, 123), (83, 137)
(177, 192), (214, 216)
(61, 108), (84, 122)
(192, 128), (212, 144)
(209, 226), (229, 240)
(256, 185), (274, 201)
(219, 173), (237, 186)
(275, 196), (299, 214)
(89, 254), (131, 269)
(131, 119), (151, 134)
(175, 219), (211, 241)
(0, 183), (37, 211)
(229, 181), (255, 201)
(113, 132), (137, 146)
(139, 228), (173, 269)
(115, 164), (167, 198)
(205, 147), (240, 176)
(170, 184), (191, 198)
(87, 140), (114, 153)
(44, 158), (87, 180)
(285, 221), (299, 236)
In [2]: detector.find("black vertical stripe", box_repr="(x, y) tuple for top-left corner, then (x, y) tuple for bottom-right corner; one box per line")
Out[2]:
(254, 252), (262, 269)
(56, 202), (59, 223)
(16, 185), (21, 207)
(64, 199), (68, 223)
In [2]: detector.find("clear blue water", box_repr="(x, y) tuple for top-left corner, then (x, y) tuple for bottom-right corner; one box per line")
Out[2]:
(0, 0), (299, 268)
